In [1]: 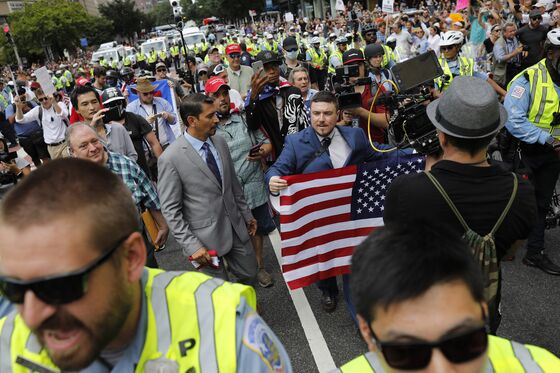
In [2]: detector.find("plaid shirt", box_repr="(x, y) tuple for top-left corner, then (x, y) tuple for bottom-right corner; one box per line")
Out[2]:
(106, 151), (160, 210)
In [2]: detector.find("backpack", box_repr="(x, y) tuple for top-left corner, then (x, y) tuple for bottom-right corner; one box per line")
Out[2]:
(424, 171), (518, 325)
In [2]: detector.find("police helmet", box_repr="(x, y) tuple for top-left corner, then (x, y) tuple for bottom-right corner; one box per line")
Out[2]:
(336, 36), (348, 45)
(440, 31), (464, 47)
(364, 43), (385, 60)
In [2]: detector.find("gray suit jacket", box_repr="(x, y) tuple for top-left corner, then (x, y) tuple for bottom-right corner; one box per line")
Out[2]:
(157, 134), (253, 257)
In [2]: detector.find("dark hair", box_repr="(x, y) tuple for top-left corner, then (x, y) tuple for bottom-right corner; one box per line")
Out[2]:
(179, 93), (215, 126)
(93, 66), (107, 78)
(0, 158), (140, 253)
(71, 85), (100, 109)
(310, 90), (338, 110)
(351, 224), (484, 323)
(240, 42), (247, 51)
(444, 133), (495, 157)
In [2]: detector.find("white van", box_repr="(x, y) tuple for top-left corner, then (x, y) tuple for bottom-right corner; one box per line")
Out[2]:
(182, 27), (207, 50)
(140, 37), (168, 57)
(91, 45), (125, 67)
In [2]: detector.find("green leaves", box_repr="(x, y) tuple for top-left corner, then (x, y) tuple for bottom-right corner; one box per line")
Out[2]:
(99, 0), (150, 39)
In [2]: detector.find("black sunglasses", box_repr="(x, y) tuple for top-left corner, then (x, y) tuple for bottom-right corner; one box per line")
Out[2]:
(229, 53), (241, 58)
(37, 97), (49, 102)
(0, 234), (130, 305)
(156, 68), (167, 72)
(440, 45), (455, 51)
(372, 326), (488, 370)
(531, 16), (543, 21)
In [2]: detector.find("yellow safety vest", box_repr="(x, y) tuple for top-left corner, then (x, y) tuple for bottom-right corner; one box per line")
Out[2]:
(181, 46), (188, 55)
(201, 42), (209, 52)
(435, 56), (474, 91)
(52, 76), (63, 90)
(328, 50), (343, 74)
(381, 45), (395, 68)
(63, 70), (72, 87)
(136, 52), (146, 62)
(262, 40), (278, 53)
(0, 268), (257, 372)
(123, 56), (131, 66)
(170, 46), (179, 57)
(148, 52), (157, 63)
(111, 61), (118, 69)
(99, 59), (108, 67)
(337, 335), (560, 372)
(158, 50), (167, 60)
(308, 47), (327, 69)
(508, 59), (560, 139)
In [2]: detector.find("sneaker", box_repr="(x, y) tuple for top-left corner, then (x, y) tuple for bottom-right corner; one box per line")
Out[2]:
(523, 253), (560, 276)
(257, 268), (274, 288)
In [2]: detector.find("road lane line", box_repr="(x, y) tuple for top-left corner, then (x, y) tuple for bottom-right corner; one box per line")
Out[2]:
(269, 229), (336, 373)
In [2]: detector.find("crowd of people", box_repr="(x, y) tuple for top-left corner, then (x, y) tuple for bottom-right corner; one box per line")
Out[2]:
(0, 0), (560, 371)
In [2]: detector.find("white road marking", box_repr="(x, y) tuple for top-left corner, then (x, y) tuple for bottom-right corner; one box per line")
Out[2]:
(269, 229), (337, 373)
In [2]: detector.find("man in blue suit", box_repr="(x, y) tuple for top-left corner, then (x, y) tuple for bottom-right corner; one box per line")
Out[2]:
(266, 90), (395, 315)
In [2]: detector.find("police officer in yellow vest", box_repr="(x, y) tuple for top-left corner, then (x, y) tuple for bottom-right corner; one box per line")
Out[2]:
(123, 54), (132, 68)
(504, 28), (560, 276)
(0, 158), (292, 373)
(434, 31), (505, 97)
(332, 225), (560, 373)
(136, 51), (147, 70)
(306, 37), (328, 90)
(148, 49), (158, 72)
(170, 43), (180, 70)
(328, 36), (348, 75)
(261, 33), (279, 53)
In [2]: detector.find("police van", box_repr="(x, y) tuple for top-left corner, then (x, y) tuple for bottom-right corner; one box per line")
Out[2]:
(182, 27), (207, 51)
(140, 37), (169, 58)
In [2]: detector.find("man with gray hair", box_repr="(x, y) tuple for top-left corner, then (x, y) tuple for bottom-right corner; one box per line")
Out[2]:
(67, 123), (168, 268)
(493, 22), (524, 87)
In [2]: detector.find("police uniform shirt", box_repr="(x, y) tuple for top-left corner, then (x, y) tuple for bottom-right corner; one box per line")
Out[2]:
(317, 127), (351, 169)
(20, 269), (293, 372)
(446, 58), (488, 81)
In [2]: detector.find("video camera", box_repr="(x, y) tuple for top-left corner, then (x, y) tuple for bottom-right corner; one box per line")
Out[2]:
(333, 65), (371, 110)
(384, 51), (444, 155)
(176, 67), (195, 86)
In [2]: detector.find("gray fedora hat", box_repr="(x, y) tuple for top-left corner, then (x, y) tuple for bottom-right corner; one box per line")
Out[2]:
(426, 76), (507, 139)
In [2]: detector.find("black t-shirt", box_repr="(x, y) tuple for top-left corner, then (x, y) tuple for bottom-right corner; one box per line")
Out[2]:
(483, 38), (495, 54)
(516, 25), (548, 66)
(121, 112), (153, 175)
(384, 160), (537, 259)
(280, 60), (317, 84)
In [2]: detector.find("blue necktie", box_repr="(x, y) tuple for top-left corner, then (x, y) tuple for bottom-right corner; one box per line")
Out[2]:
(202, 142), (221, 186)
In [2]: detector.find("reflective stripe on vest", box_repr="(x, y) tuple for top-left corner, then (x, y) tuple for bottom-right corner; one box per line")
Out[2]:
(309, 47), (327, 68)
(328, 50), (343, 74)
(382, 45), (393, 67)
(435, 56), (474, 90)
(511, 340), (544, 372)
(0, 312), (16, 371)
(508, 59), (560, 138)
(195, 277), (224, 372)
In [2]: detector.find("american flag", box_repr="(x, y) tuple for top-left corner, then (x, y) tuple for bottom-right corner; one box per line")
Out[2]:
(278, 154), (425, 290)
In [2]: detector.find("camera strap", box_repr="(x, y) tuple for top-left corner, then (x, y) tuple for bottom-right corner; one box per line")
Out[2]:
(152, 103), (160, 142)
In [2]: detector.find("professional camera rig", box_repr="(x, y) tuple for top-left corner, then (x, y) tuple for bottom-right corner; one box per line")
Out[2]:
(333, 64), (372, 110)
(376, 51), (444, 155)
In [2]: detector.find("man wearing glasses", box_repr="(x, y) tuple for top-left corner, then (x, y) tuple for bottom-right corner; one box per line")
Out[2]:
(154, 62), (186, 100)
(0, 158), (291, 372)
(126, 78), (177, 150)
(517, 9), (548, 69)
(226, 43), (254, 100)
(15, 87), (69, 159)
(334, 225), (560, 372)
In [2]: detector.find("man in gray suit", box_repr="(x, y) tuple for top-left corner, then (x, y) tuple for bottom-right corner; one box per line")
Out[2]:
(157, 93), (258, 284)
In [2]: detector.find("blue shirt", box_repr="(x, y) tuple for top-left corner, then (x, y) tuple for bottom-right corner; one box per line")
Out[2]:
(184, 131), (224, 179)
(504, 75), (559, 145)
(6, 102), (41, 137)
(126, 97), (177, 145)
(494, 38), (520, 64)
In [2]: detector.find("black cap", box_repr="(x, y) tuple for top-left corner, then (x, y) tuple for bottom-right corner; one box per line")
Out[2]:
(342, 49), (365, 65)
(282, 36), (298, 50)
(101, 87), (125, 105)
(256, 50), (281, 65)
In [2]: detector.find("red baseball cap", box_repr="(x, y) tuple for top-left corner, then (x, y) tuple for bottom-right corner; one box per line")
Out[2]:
(205, 76), (230, 94)
(75, 77), (90, 87)
(225, 44), (242, 55)
(30, 81), (40, 90)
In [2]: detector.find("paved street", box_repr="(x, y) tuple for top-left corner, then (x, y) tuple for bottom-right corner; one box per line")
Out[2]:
(156, 227), (560, 372)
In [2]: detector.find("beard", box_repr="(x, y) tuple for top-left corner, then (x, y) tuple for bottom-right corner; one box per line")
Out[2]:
(34, 278), (133, 370)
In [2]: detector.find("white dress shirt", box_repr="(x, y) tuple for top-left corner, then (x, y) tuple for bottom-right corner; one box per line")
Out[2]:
(317, 127), (351, 169)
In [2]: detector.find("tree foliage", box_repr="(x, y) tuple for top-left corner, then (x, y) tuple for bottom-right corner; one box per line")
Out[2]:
(146, 1), (173, 28)
(99, 0), (150, 40)
(181, 0), (263, 23)
(2, 0), (112, 63)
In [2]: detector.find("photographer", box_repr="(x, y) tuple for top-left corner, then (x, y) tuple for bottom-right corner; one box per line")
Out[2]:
(71, 85), (137, 160)
(338, 49), (389, 143)
(493, 23), (525, 87)
(6, 87), (49, 167)
(0, 137), (30, 197)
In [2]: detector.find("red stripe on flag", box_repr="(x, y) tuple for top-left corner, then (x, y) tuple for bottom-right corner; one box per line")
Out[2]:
(280, 182), (354, 206)
(282, 164), (357, 184)
(282, 246), (355, 272)
(281, 226), (375, 256)
(286, 265), (351, 290)
(279, 196), (351, 224)
(280, 213), (351, 240)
